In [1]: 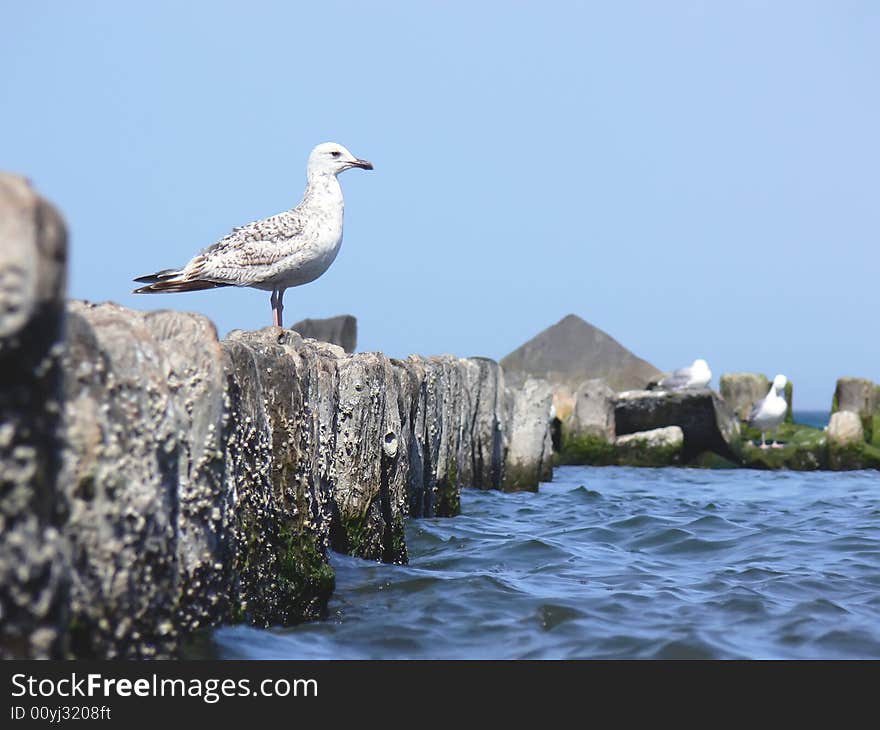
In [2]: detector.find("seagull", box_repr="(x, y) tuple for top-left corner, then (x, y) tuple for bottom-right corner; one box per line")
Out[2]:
(133, 142), (373, 327)
(748, 374), (788, 449)
(656, 358), (712, 391)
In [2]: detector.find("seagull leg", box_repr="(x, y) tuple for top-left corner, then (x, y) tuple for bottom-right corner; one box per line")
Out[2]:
(271, 289), (281, 328)
(276, 288), (285, 328)
(760, 432), (768, 450)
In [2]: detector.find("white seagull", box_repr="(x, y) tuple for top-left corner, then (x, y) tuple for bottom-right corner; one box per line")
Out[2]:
(133, 142), (373, 327)
(657, 358), (712, 391)
(748, 374), (788, 449)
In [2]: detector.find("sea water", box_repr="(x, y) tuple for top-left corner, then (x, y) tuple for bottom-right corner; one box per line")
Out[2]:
(195, 461), (880, 660)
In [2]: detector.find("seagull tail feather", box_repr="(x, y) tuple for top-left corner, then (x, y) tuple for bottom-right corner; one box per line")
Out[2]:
(132, 278), (231, 294)
(133, 268), (183, 284)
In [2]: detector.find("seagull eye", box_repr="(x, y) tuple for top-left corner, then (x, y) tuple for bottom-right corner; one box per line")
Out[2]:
(330, 151), (341, 158)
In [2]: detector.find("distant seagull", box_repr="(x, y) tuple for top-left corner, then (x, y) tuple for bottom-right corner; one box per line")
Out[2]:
(133, 142), (373, 327)
(749, 374), (788, 449)
(656, 358), (712, 391)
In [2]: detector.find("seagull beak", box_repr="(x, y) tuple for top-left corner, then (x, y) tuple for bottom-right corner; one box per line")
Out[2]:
(351, 159), (373, 170)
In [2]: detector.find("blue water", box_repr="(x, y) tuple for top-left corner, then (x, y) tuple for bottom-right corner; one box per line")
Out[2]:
(199, 465), (880, 659)
(794, 410), (830, 429)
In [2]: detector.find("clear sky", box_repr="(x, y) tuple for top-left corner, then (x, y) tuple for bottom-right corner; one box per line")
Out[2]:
(3, 2), (877, 408)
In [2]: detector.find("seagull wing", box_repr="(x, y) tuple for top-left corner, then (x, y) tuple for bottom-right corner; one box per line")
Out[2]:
(747, 397), (765, 424)
(133, 207), (310, 293)
(659, 367), (692, 390)
(181, 211), (308, 285)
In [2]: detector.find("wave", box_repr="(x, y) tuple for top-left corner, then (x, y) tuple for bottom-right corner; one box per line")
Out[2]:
(193, 465), (880, 660)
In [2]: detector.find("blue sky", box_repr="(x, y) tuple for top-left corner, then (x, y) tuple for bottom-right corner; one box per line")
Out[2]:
(3, 1), (877, 408)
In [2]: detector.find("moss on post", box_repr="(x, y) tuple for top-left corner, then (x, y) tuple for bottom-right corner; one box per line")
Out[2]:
(276, 527), (336, 622)
(389, 515), (408, 565)
(501, 462), (542, 492)
(828, 441), (880, 471)
(556, 433), (616, 466)
(436, 459), (461, 516)
(616, 442), (681, 468)
(871, 413), (880, 448)
(689, 451), (740, 469)
(334, 513), (370, 558)
(331, 503), (408, 565)
(740, 423), (828, 470)
(784, 381), (794, 424)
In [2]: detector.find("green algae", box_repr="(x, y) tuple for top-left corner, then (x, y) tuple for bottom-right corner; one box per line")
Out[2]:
(336, 513), (370, 558)
(501, 462), (542, 491)
(740, 422), (828, 471)
(556, 433), (616, 466)
(615, 438), (682, 468)
(276, 526), (335, 621)
(437, 459), (461, 516)
(828, 440), (880, 470)
(558, 429), (683, 468)
(688, 451), (741, 469)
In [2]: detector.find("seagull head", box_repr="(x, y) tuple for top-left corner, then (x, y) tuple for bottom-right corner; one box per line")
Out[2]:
(691, 358), (711, 378)
(772, 374), (787, 392)
(308, 142), (373, 177)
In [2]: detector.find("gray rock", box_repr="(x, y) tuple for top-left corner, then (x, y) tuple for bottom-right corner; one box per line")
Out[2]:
(61, 302), (182, 658)
(720, 373), (770, 421)
(469, 357), (508, 490)
(565, 378), (616, 442)
(834, 377), (876, 414)
(435, 356), (477, 510)
(145, 310), (233, 634)
(3, 152), (556, 660)
(222, 328), (337, 624)
(290, 315), (357, 353)
(614, 389), (741, 463)
(833, 378), (876, 441)
(0, 174), (68, 659)
(503, 378), (554, 491)
(394, 357), (430, 518)
(398, 355), (479, 515)
(828, 411), (864, 446)
(405, 355), (451, 516)
(500, 314), (661, 395)
(615, 426), (684, 466)
(452, 359), (481, 492)
(219, 333), (285, 625)
(385, 359), (424, 522)
(330, 351), (407, 563)
(426, 356), (465, 514)
(10, 290), (552, 657)
(0, 175), (67, 342)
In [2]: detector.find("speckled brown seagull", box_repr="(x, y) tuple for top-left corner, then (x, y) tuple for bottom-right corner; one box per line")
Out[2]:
(133, 142), (373, 327)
